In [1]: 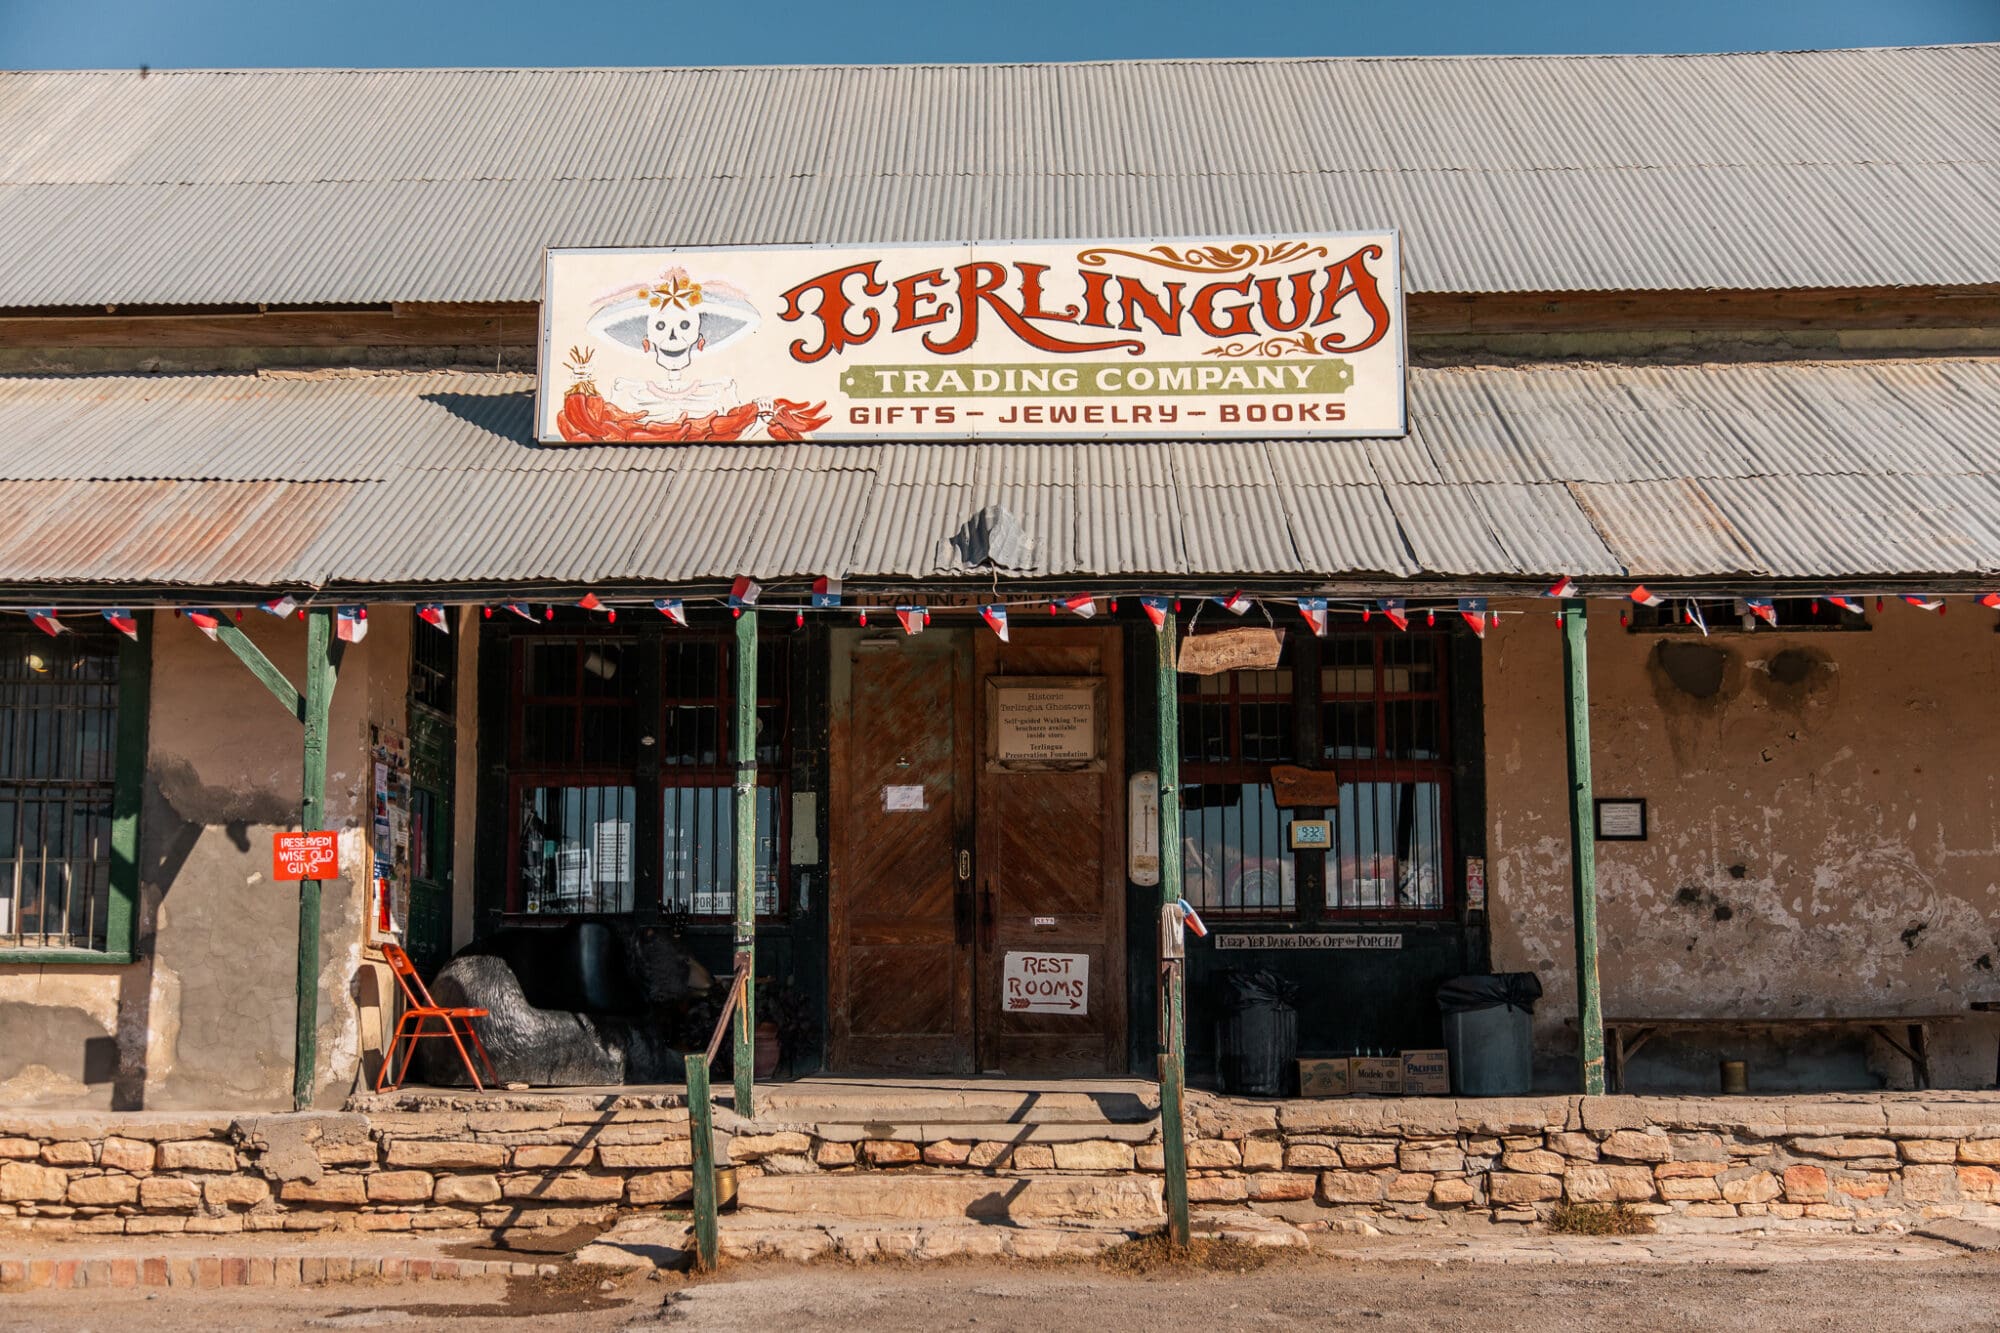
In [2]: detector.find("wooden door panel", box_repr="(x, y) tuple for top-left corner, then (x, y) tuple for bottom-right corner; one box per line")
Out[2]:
(828, 632), (974, 1073)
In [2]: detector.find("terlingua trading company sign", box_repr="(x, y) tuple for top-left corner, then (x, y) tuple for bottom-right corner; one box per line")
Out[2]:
(536, 234), (1405, 444)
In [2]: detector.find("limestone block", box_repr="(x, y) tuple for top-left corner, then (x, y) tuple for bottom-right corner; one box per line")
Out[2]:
(156, 1141), (236, 1172)
(1766, 1203), (1805, 1219)
(1792, 1137), (1897, 1160)
(1668, 1133), (1727, 1160)
(1399, 1147), (1464, 1173)
(1247, 1172), (1316, 1202)
(139, 1176), (204, 1210)
(1600, 1131), (1671, 1163)
(1488, 1173), (1562, 1204)
(815, 1141), (857, 1167)
(1656, 1160), (1728, 1179)
(1548, 1132), (1599, 1160)
(625, 1171), (694, 1205)
(1833, 1175), (1890, 1201)
(1431, 1177), (1480, 1206)
(1317, 1171), (1390, 1204)
(1185, 1174), (1248, 1203)
(1186, 1140), (1241, 1169)
(0, 1163), (69, 1203)
(1958, 1140), (2000, 1164)
(1565, 1164), (1658, 1203)
(366, 1171), (435, 1203)
(760, 1154), (820, 1176)
(1053, 1141), (1136, 1172)
(1683, 1202), (1739, 1218)
(1241, 1138), (1283, 1171)
(1781, 1165), (1829, 1203)
(433, 1174), (502, 1205)
(1899, 1164), (1958, 1203)
(512, 1146), (593, 1169)
(1955, 1166), (2000, 1202)
(1338, 1142), (1400, 1169)
(1501, 1149), (1564, 1175)
(1011, 1145), (1055, 1170)
(0, 1138), (40, 1159)
(729, 1133), (812, 1159)
(1135, 1144), (1165, 1172)
(315, 1143), (379, 1167)
(1466, 1137), (1502, 1155)
(923, 1142), (972, 1167)
(1284, 1143), (1342, 1169)
(66, 1175), (139, 1207)
(41, 1141), (94, 1166)
(1899, 1140), (1959, 1164)
(1803, 1204), (1855, 1220)
(99, 1139), (154, 1174)
(860, 1140), (921, 1167)
(277, 1175), (367, 1206)
(203, 1177), (271, 1208)
(1657, 1176), (1720, 1201)
(1501, 1135), (1543, 1150)
(1719, 1171), (1782, 1205)
(383, 1141), (508, 1170)
(501, 1172), (625, 1202)
(1386, 1172), (1436, 1203)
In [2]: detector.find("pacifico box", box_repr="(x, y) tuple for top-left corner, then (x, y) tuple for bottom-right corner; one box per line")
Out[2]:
(1402, 1049), (1451, 1095)
(1297, 1058), (1352, 1098)
(1349, 1056), (1404, 1096)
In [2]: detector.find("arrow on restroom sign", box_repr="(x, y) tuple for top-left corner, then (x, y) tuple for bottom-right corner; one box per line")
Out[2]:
(1002, 950), (1090, 1014)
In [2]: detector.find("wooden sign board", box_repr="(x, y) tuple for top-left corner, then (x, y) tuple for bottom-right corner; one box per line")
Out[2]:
(1271, 764), (1342, 808)
(1001, 950), (1090, 1014)
(273, 830), (339, 882)
(986, 676), (1106, 772)
(1176, 626), (1284, 676)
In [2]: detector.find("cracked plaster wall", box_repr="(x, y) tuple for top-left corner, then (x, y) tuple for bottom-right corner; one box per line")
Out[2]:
(1484, 598), (2000, 1091)
(0, 609), (411, 1111)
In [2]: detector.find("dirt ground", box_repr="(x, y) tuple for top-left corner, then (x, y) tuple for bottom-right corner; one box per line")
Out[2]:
(5, 1241), (2000, 1332)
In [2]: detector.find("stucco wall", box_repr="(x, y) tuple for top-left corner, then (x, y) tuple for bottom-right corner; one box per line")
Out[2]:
(1485, 599), (2000, 1091)
(0, 608), (410, 1111)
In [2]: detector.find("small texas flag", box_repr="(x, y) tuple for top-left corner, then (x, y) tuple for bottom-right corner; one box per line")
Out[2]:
(1902, 595), (1945, 613)
(1215, 590), (1252, 615)
(1175, 898), (1208, 939)
(1059, 592), (1097, 618)
(1544, 575), (1576, 598)
(185, 608), (222, 640)
(260, 594), (298, 618)
(1629, 585), (1665, 607)
(1140, 596), (1170, 630)
(417, 603), (450, 633)
(811, 577), (843, 608)
(1684, 601), (1709, 637)
(1297, 597), (1329, 636)
(336, 605), (369, 643)
(1827, 595), (1866, 615)
(895, 605), (926, 635)
(502, 602), (536, 622)
(653, 598), (687, 626)
(576, 593), (604, 612)
(1745, 597), (1778, 626)
(101, 608), (139, 640)
(1458, 597), (1489, 638)
(1378, 598), (1409, 631)
(728, 577), (761, 609)
(980, 604), (1010, 641)
(28, 608), (66, 637)
(1981, 593), (2000, 610)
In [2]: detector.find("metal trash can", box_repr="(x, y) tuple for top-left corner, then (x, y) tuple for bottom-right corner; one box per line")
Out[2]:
(1438, 973), (1542, 1096)
(1215, 969), (1300, 1097)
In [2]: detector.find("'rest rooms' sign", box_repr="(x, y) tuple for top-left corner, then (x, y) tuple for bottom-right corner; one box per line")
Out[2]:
(535, 234), (1404, 444)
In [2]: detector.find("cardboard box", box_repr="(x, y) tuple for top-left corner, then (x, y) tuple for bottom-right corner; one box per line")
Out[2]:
(1402, 1048), (1450, 1095)
(1297, 1057), (1350, 1098)
(1349, 1056), (1403, 1096)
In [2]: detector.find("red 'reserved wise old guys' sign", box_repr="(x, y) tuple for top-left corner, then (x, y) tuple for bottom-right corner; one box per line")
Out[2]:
(536, 234), (1404, 444)
(273, 831), (339, 882)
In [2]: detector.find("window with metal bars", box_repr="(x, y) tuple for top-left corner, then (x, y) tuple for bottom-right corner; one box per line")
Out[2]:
(1, 628), (120, 950)
(1178, 629), (1453, 921)
(656, 638), (783, 917)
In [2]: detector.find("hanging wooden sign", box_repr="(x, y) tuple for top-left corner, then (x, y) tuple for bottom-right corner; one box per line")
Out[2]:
(1176, 626), (1284, 676)
(1271, 765), (1343, 807)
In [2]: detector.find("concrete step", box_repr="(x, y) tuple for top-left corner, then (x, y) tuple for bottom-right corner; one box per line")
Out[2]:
(771, 1119), (1159, 1145)
(742, 1080), (1158, 1128)
(735, 1169), (1166, 1223)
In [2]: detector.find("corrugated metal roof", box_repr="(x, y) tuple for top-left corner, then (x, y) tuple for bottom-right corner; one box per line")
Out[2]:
(5, 355), (2000, 590)
(0, 47), (1996, 306)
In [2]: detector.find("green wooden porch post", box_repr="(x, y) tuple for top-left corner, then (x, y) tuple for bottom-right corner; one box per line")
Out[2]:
(732, 608), (758, 1119)
(1155, 612), (1191, 1245)
(1561, 599), (1606, 1095)
(294, 606), (339, 1111)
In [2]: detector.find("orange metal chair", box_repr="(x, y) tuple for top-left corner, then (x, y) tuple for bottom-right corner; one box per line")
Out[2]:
(376, 942), (499, 1091)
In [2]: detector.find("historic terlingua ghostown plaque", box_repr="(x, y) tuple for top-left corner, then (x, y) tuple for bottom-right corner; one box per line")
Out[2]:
(987, 676), (1106, 771)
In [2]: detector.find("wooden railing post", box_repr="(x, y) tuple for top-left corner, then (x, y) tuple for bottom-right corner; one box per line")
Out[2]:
(1155, 611), (1191, 1246)
(294, 606), (338, 1111)
(1562, 599), (1606, 1095)
(732, 607), (758, 1119)
(687, 1052), (720, 1271)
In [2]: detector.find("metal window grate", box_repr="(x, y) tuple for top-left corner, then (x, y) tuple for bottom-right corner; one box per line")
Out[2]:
(0, 629), (120, 950)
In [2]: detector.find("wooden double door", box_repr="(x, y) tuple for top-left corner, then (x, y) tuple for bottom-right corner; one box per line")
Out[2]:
(828, 626), (1126, 1076)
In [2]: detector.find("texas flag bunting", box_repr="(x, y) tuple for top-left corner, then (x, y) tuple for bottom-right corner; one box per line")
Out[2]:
(1684, 601), (1709, 637)
(1377, 598), (1409, 631)
(335, 605), (369, 643)
(101, 608), (139, 641)
(728, 577), (762, 610)
(1297, 597), (1329, 636)
(653, 598), (687, 626)
(260, 594), (299, 618)
(1175, 898), (1209, 939)
(27, 608), (66, 637)
(1744, 597), (1778, 626)
(185, 609), (222, 641)
(895, 605), (927, 636)
(1629, 586), (1665, 607)
(1544, 576), (1576, 599)
(1826, 595), (1866, 616)
(1140, 596), (1170, 631)
(811, 577), (843, 608)
(502, 602), (536, 622)
(1981, 593), (2000, 611)
(1215, 590), (1252, 615)
(1458, 597), (1489, 639)
(417, 603), (450, 633)
(979, 604), (1010, 641)
(1059, 593), (1097, 618)
(1902, 595), (1945, 613)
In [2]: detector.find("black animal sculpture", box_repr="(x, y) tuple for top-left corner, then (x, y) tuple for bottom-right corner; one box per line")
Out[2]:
(415, 921), (714, 1087)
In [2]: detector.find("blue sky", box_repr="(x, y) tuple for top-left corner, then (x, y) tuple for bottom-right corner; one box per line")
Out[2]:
(2, 0), (1995, 67)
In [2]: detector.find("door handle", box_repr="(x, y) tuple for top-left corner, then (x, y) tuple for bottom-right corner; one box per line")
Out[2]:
(953, 850), (974, 946)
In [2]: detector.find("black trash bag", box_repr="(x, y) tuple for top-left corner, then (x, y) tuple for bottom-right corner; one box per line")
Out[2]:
(1436, 972), (1543, 1016)
(1215, 968), (1300, 1097)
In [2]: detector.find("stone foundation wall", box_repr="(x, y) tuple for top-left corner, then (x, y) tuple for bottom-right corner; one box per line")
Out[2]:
(6, 1093), (2000, 1238)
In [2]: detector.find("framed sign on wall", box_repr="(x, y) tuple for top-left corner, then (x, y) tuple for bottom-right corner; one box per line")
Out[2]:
(986, 676), (1108, 773)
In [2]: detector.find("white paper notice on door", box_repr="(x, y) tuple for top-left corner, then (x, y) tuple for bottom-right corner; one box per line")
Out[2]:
(1002, 951), (1089, 1014)
(881, 784), (926, 812)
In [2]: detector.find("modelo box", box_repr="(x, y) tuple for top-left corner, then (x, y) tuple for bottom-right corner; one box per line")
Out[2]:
(1401, 1049), (1450, 1095)
(1349, 1056), (1404, 1096)
(1297, 1057), (1351, 1098)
